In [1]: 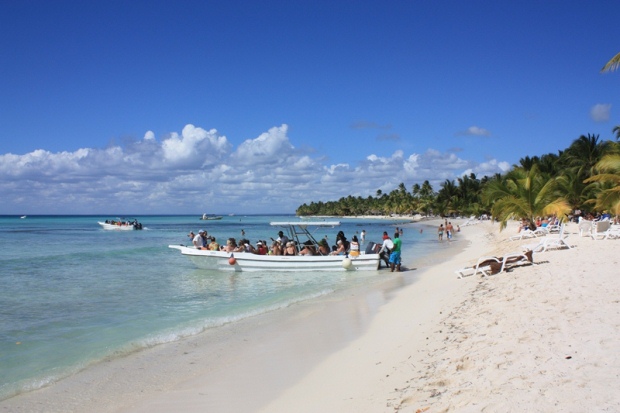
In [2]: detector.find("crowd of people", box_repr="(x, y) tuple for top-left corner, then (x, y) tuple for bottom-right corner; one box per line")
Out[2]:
(187, 227), (403, 271)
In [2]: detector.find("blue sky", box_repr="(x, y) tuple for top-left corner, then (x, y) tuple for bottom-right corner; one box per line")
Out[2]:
(1, 1), (619, 214)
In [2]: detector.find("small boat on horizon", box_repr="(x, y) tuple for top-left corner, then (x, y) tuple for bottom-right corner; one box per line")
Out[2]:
(20, 215), (27, 219)
(98, 218), (143, 230)
(200, 213), (223, 220)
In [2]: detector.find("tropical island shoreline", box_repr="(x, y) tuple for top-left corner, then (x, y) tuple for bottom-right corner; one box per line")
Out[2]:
(2, 217), (618, 412)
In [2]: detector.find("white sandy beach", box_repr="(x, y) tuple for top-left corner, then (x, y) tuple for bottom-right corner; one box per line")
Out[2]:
(2, 219), (619, 413)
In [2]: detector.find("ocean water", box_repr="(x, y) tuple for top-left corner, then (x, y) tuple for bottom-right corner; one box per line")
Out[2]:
(0, 214), (441, 401)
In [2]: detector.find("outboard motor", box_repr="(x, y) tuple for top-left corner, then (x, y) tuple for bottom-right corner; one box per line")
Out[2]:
(365, 241), (378, 254)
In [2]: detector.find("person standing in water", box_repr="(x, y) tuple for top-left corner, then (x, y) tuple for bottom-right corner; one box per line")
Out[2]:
(438, 224), (444, 242)
(389, 232), (402, 272)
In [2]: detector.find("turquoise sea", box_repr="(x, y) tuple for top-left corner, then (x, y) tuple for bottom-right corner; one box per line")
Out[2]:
(0, 214), (442, 401)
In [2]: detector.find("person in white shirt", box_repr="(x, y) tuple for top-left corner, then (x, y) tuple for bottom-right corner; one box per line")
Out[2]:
(378, 232), (394, 268)
(193, 230), (207, 249)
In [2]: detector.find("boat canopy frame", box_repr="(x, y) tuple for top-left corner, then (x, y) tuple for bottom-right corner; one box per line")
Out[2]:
(270, 221), (340, 254)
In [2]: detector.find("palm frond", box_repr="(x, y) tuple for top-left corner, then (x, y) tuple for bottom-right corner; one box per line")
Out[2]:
(601, 52), (620, 73)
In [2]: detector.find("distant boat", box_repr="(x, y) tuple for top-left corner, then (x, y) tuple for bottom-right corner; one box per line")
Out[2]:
(20, 215), (27, 219)
(200, 213), (223, 220)
(98, 218), (143, 230)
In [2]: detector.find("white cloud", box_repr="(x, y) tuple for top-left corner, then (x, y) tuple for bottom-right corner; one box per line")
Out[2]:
(458, 126), (492, 137)
(590, 103), (611, 122)
(0, 124), (512, 214)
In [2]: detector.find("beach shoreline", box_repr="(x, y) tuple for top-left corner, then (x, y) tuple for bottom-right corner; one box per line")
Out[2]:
(3, 218), (618, 412)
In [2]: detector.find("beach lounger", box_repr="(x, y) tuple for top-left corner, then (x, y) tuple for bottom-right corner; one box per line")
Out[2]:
(592, 224), (620, 240)
(590, 220), (612, 240)
(523, 224), (571, 252)
(456, 250), (534, 279)
(508, 229), (537, 241)
(578, 220), (595, 237)
(456, 256), (501, 278)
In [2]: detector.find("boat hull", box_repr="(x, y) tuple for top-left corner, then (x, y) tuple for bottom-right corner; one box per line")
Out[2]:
(168, 245), (380, 272)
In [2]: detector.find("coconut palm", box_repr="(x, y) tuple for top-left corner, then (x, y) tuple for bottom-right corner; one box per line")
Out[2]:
(584, 154), (620, 214)
(561, 134), (612, 179)
(482, 165), (572, 230)
(613, 126), (620, 141)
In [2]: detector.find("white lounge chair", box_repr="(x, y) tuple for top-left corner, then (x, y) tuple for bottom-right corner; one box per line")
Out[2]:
(456, 250), (534, 278)
(456, 256), (501, 278)
(523, 224), (571, 252)
(578, 220), (595, 237)
(593, 223), (620, 240)
(509, 229), (537, 241)
(590, 220), (611, 240)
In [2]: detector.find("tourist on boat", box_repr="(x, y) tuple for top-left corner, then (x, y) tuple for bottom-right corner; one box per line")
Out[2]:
(255, 241), (268, 255)
(274, 230), (289, 246)
(283, 241), (297, 256)
(242, 240), (256, 253)
(221, 238), (237, 252)
(330, 239), (347, 255)
(349, 235), (360, 257)
(207, 237), (220, 251)
(269, 240), (282, 255)
(193, 230), (207, 249)
(233, 240), (247, 253)
(317, 239), (330, 255)
(188, 231), (195, 241)
(299, 241), (316, 256)
(334, 231), (350, 252)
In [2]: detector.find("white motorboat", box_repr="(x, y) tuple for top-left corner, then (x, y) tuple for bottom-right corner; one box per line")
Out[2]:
(98, 218), (143, 230)
(169, 221), (380, 272)
(200, 213), (223, 220)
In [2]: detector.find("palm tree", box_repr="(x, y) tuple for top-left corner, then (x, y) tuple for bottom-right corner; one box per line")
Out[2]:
(613, 125), (620, 141)
(436, 179), (459, 216)
(482, 165), (572, 230)
(561, 134), (611, 179)
(601, 52), (620, 72)
(584, 154), (620, 214)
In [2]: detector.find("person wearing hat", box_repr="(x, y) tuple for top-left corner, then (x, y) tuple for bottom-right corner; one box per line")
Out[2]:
(317, 239), (330, 255)
(273, 230), (289, 246)
(193, 230), (207, 249)
(255, 241), (267, 255)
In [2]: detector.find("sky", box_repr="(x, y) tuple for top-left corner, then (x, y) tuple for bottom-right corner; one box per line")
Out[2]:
(1, 0), (619, 215)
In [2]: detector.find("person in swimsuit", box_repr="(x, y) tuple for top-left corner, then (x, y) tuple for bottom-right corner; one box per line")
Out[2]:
(438, 224), (444, 242)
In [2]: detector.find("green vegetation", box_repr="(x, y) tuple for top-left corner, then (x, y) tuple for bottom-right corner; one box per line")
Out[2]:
(296, 133), (620, 223)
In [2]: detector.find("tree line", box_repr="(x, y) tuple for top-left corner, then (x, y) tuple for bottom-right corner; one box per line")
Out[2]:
(296, 133), (620, 229)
